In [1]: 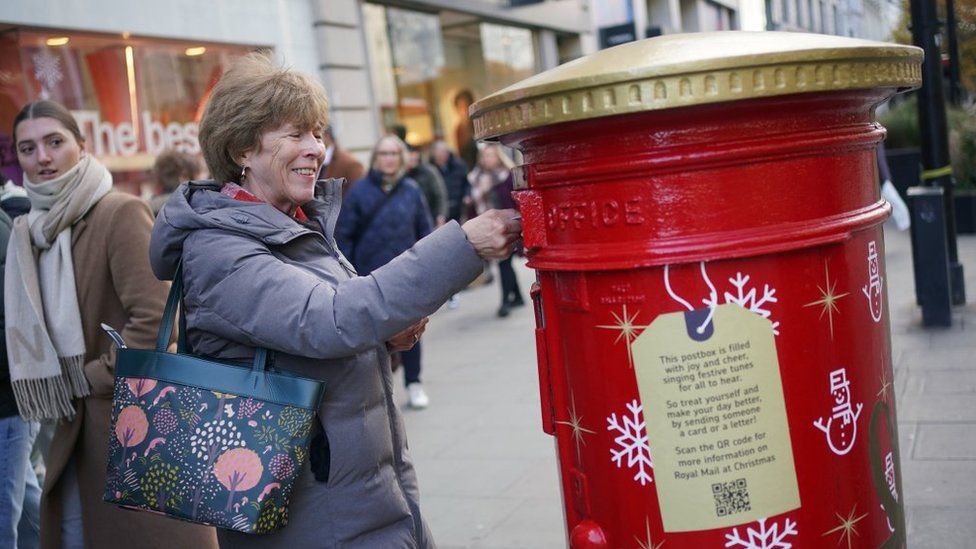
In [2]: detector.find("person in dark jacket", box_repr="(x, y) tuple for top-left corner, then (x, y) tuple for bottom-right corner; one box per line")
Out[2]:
(150, 54), (520, 547)
(406, 144), (447, 227)
(336, 135), (434, 408)
(0, 176), (30, 218)
(0, 203), (40, 549)
(430, 140), (470, 223)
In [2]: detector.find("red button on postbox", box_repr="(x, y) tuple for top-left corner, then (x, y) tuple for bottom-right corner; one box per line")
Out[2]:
(471, 31), (921, 548)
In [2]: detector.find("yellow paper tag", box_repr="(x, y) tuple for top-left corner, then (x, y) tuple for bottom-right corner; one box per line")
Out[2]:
(632, 304), (799, 532)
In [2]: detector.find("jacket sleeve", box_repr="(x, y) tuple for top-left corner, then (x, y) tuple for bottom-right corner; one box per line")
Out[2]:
(84, 198), (170, 397)
(185, 221), (482, 360)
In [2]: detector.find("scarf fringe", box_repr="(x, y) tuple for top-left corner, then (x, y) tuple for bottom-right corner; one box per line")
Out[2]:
(11, 355), (89, 421)
(61, 354), (91, 399)
(12, 374), (79, 421)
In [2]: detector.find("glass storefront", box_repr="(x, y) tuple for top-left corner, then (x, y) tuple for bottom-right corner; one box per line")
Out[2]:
(363, 3), (538, 159)
(0, 28), (255, 193)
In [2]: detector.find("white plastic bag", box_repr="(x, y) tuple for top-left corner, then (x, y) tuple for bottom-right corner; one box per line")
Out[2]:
(881, 180), (911, 230)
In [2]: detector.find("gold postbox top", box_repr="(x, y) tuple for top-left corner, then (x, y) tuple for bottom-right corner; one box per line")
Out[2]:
(471, 31), (922, 141)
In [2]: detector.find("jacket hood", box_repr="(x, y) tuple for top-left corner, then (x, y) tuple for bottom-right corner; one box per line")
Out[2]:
(150, 178), (344, 280)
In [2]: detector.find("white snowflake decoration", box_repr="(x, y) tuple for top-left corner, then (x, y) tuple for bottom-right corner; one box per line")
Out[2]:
(724, 517), (798, 549)
(607, 399), (653, 486)
(704, 272), (781, 335)
(31, 51), (63, 94)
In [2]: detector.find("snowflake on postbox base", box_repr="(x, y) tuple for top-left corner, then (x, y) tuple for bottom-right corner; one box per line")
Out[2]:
(607, 399), (653, 486)
(724, 516), (798, 549)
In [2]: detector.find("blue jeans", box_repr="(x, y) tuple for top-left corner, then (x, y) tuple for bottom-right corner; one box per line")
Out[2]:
(402, 341), (422, 386)
(0, 416), (41, 549)
(61, 457), (83, 549)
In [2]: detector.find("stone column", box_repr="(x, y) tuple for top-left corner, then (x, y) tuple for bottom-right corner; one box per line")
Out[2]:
(310, 0), (380, 161)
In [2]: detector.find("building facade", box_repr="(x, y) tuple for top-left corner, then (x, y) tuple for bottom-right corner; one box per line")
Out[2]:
(0, 0), (592, 189)
(762, 0), (901, 39)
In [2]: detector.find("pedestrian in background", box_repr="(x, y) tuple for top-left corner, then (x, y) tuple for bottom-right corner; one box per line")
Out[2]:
(453, 89), (478, 170)
(0, 175), (30, 218)
(0, 197), (38, 549)
(337, 135), (435, 409)
(406, 144), (447, 227)
(317, 126), (365, 197)
(8, 100), (217, 549)
(150, 53), (521, 547)
(468, 144), (525, 317)
(430, 139), (471, 309)
(430, 140), (470, 224)
(149, 149), (202, 216)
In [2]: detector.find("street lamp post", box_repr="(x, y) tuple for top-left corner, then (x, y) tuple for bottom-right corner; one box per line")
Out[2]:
(909, 0), (966, 311)
(945, 0), (963, 105)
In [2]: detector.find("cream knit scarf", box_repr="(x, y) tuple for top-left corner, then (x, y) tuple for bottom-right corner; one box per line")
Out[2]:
(5, 154), (112, 420)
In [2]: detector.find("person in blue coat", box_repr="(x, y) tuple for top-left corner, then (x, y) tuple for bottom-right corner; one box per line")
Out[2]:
(336, 135), (435, 408)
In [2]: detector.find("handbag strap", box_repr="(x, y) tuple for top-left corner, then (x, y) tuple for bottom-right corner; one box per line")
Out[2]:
(156, 263), (270, 373)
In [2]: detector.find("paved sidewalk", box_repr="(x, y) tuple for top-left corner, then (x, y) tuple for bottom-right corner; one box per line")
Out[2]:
(397, 225), (976, 548)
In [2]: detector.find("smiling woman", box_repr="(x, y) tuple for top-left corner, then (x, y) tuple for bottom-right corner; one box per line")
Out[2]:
(149, 53), (522, 548)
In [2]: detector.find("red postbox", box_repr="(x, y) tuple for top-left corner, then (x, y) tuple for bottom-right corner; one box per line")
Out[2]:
(470, 32), (920, 548)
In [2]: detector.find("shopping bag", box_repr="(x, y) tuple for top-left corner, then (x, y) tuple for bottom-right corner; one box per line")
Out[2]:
(103, 266), (325, 534)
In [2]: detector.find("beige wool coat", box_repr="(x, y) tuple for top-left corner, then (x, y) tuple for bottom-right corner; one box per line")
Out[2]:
(37, 191), (217, 549)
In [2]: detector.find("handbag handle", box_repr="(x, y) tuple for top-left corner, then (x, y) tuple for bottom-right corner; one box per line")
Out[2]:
(156, 263), (270, 372)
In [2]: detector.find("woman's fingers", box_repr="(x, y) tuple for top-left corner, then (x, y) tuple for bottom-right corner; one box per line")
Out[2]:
(387, 318), (429, 352)
(462, 209), (522, 260)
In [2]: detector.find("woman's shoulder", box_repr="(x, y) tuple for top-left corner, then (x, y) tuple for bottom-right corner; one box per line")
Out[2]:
(86, 191), (152, 226)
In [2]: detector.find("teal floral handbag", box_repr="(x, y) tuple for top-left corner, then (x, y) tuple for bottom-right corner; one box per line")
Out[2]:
(103, 267), (325, 534)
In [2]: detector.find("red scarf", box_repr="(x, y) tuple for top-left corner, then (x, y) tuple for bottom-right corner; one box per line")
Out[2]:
(221, 182), (309, 222)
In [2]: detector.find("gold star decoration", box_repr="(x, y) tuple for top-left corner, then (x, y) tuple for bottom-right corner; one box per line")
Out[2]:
(803, 262), (850, 340)
(554, 391), (596, 463)
(597, 304), (650, 369)
(877, 369), (892, 402)
(821, 505), (869, 549)
(635, 516), (665, 549)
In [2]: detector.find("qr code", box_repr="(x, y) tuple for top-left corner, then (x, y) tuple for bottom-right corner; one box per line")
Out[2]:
(712, 478), (751, 517)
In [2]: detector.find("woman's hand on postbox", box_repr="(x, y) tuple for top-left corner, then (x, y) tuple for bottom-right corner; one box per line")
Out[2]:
(462, 208), (522, 260)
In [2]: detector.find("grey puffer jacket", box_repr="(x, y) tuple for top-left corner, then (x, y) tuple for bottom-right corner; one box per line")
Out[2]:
(150, 180), (482, 548)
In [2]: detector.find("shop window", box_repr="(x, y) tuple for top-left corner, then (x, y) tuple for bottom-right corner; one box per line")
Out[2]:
(0, 29), (253, 193)
(363, 3), (537, 158)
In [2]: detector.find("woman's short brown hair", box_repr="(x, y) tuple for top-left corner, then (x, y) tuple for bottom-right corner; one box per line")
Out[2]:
(198, 52), (330, 183)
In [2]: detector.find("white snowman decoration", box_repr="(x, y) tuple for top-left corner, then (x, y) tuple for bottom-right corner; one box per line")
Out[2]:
(813, 368), (863, 456)
(863, 241), (884, 323)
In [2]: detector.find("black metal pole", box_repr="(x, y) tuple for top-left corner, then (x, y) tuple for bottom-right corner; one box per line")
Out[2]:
(910, 0), (966, 306)
(945, 0), (962, 105)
